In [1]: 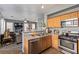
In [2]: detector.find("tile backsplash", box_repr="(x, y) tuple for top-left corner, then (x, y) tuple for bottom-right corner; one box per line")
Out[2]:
(50, 27), (79, 35)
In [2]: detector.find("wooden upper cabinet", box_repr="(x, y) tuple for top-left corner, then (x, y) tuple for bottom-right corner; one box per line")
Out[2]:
(53, 16), (61, 28)
(47, 16), (61, 28)
(77, 11), (79, 18)
(48, 11), (79, 28)
(60, 14), (70, 20)
(60, 14), (66, 20)
(69, 11), (78, 18)
(60, 11), (78, 20)
(47, 18), (53, 27)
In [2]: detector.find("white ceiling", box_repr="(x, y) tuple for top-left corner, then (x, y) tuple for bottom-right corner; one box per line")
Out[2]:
(0, 4), (76, 20)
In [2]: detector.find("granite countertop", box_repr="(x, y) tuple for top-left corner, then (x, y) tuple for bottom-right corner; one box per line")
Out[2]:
(24, 33), (52, 40)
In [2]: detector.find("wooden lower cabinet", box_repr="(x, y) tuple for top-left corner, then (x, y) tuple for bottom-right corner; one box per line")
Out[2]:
(78, 40), (79, 54)
(42, 37), (47, 51)
(24, 34), (29, 54)
(52, 34), (59, 50)
(78, 11), (79, 18)
(28, 35), (52, 54)
(29, 40), (39, 54)
(47, 35), (52, 48)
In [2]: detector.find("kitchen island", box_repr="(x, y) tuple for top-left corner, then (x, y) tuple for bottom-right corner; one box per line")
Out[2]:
(23, 32), (52, 54)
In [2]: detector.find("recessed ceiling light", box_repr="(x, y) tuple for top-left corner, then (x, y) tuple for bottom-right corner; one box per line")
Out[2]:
(41, 5), (44, 9)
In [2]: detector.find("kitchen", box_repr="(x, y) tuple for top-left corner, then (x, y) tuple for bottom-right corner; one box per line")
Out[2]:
(0, 4), (79, 54)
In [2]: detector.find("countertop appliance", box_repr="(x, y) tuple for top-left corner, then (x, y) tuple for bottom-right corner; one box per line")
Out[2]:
(61, 18), (79, 27)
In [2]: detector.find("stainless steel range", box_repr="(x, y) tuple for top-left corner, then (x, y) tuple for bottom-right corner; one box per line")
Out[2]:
(59, 35), (78, 54)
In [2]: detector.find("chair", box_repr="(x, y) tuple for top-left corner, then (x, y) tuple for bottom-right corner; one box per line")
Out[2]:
(10, 32), (16, 43)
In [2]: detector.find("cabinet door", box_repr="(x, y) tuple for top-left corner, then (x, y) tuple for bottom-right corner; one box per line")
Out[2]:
(46, 35), (52, 48)
(48, 16), (61, 28)
(78, 40), (79, 54)
(41, 37), (44, 51)
(48, 35), (52, 47)
(48, 18), (54, 27)
(29, 39), (41, 54)
(45, 36), (49, 49)
(69, 11), (78, 18)
(29, 41), (38, 54)
(60, 14), (70, 20)
(43, 37), (47, 50)
(53, 16), (61, 28)
(48, 18), (51, 27)
(60, 14), (66, 20)
(37, 39), (42, 53)
(77, 11), (79, 18)
(52, 34), (59, 50)
(24, 36), (29, 54)
(39, 38), (43, 53)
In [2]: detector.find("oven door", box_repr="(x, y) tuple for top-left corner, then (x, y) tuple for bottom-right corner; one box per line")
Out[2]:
(59, 39), (77, 53)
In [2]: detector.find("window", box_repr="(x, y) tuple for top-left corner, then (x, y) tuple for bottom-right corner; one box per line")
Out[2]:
(6, 22), (13, 32)
(31, 23), (36, 30)
(24, 23), (29, 32)
(24, 22), (37, 32)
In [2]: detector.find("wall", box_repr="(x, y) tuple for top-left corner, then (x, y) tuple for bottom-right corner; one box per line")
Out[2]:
(0, 18), (5, 34)
(59, 27), (79, 34)
(0, 12), (3, 34)
(50, 27), (79, 35)
(37, 14), (44, 31)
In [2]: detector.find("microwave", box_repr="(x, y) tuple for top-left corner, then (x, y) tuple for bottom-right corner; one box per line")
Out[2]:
(61, 18), (79, 27)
